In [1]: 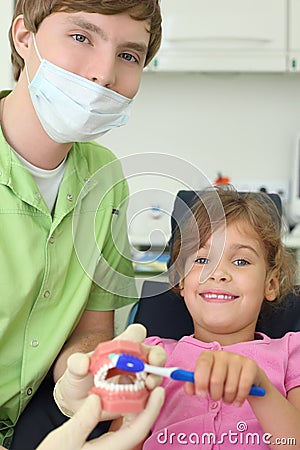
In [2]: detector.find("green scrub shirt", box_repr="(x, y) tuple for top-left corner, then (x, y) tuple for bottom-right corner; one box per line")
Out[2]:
(0, 126), (136, 444)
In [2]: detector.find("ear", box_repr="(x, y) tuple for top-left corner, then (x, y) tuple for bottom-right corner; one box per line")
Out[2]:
(12, 15), (31, 60)
(264, 271), (280, 302)
(178, 281), (184, 297)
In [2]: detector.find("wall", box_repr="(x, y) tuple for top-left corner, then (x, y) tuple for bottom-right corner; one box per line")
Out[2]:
(100, 71), (300, 184)
(2, 2), (299, 185)
(98, 72), (300, 243)
(0, 0), (14, 87)
(2, 0), (300, 241)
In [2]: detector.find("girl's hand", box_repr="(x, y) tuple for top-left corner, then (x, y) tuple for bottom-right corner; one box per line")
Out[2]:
(185, 350), (263, 407)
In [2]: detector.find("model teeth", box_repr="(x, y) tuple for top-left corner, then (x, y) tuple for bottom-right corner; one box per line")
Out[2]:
(94, 380), (145, 392)
(93, 362), (146, 391)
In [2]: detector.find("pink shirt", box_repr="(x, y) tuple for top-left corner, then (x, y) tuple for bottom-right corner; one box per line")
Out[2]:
(144, 332), (300, 450)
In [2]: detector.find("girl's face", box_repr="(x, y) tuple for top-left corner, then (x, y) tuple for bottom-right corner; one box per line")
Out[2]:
(180, 220), (279, 345)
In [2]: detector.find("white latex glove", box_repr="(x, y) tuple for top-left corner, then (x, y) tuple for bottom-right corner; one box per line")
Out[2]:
(37, 386), (165, 450)
(54, 324), (166, 418)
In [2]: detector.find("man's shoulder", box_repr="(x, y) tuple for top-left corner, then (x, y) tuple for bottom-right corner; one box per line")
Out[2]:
(75, 140), (117, 161)
(0, 90), (11, 100)
(73, 140), (122, 172)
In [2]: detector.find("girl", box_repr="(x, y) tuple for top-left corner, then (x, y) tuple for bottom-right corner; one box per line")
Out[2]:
(143, 187), (300, 449)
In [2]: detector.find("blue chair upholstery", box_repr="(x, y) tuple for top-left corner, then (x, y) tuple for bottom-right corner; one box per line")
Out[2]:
(131, 280), (300, 339)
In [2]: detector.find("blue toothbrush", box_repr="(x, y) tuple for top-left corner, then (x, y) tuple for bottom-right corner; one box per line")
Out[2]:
(109, 353), (265, 397)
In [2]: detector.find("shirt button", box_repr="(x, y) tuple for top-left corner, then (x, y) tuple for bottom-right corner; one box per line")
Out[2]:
(0, 170), (2, 176)
(3, 438), (12, 448)
(27, 387), (33, 396)
(67, 194), (73, 201)
(30, 339), (39, 347)
(43, 290), (51, 298)
(49, 235), (55, 244)
(211, 401), (219, 409)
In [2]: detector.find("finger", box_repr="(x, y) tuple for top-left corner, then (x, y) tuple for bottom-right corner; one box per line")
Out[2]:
(184, 381), (195, 396)
(37, 395), (102, 450)
(64, 395), (103, 445)
(193, 350), (214, 398)
(145, 374), (163, 390)
(223, 363), (241, 404)
(234, 360), (259, 406)
(94, 387), (165, 450)
(208, 356), (228, 401)
(143, 345), (167, 390)
(146, 345), (166, 367)
(58, 353), (94, 413)
(115, 324), (147, 343)
(67, 353), (90, 378)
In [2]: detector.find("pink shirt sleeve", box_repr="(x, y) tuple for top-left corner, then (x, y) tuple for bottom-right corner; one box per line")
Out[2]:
(285, 332), (300, 392)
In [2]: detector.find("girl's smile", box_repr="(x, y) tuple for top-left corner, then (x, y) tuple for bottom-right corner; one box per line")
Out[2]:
(199, 289), (239, 303)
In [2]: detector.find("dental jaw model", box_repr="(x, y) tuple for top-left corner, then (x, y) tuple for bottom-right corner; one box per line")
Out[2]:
(89, 340), (150, 413)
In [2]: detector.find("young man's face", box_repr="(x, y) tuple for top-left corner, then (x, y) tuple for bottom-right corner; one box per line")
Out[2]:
(25, 11), (150, 99)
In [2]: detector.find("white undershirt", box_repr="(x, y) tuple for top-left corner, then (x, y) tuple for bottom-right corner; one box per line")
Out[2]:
(13, 151), (67, 212)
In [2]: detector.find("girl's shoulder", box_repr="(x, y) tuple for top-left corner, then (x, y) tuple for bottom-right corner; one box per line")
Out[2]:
(256, 331), (300, 361)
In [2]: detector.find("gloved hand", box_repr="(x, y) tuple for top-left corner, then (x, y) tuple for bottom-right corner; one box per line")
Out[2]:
(38, 386), (165, 450)
(54, 324), (166, 418)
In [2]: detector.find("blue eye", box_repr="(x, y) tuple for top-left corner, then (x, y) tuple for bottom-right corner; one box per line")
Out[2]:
(72, 34), (89, 44)
(120, 52), (138, 63)
(195, 257), (209, 265)
(233, 259), (249, 266)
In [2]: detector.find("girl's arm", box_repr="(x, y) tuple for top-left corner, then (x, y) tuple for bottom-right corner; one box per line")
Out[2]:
(248, 372), (300, 450)
(190, 349), (300, 450)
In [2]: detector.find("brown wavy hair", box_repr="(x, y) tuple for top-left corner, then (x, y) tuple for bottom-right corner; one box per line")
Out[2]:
(170, 186), (297, 304)
(9, 0), (162, 81)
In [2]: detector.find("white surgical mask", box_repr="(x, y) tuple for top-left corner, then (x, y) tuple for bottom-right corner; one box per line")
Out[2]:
(25, 34), (133, 143)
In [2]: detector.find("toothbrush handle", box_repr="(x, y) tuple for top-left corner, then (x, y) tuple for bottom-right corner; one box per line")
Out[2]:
(170, 369), (265, 397)
(171, 369), (195, 382)
(249, 385), (265, 397)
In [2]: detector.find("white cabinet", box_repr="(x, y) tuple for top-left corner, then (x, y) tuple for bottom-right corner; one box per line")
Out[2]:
(0, 0), (14, 88)
(288, 0), (300, 71)
(150, 0), (287, 72)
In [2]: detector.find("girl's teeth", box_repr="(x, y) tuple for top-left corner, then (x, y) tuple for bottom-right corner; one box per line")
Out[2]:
(203, 293), (235, 300)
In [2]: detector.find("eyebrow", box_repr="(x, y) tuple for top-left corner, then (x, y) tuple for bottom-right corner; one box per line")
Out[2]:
(67, 17), (148, 55)
(67, 17), (108, 38)
(230, 243), (260, 257)
(120, 41), (148, 56)
(200, 242), (260, 258)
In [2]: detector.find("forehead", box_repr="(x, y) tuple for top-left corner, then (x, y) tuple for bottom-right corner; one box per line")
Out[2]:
(203, 219), (263, 252)
(228, 219), (258, 238)
(40, 10), (151, 42)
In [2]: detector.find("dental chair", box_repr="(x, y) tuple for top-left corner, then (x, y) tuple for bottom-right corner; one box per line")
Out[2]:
(129, 190), (300, 339)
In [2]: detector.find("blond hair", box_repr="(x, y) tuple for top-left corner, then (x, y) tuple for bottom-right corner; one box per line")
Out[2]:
(171, 186), (297, 303)
(9, 0), (162, 81)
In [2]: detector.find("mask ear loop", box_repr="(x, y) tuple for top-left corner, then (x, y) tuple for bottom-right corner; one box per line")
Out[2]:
(25, 33), (43, 84)
(32, 33), (43, 62)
